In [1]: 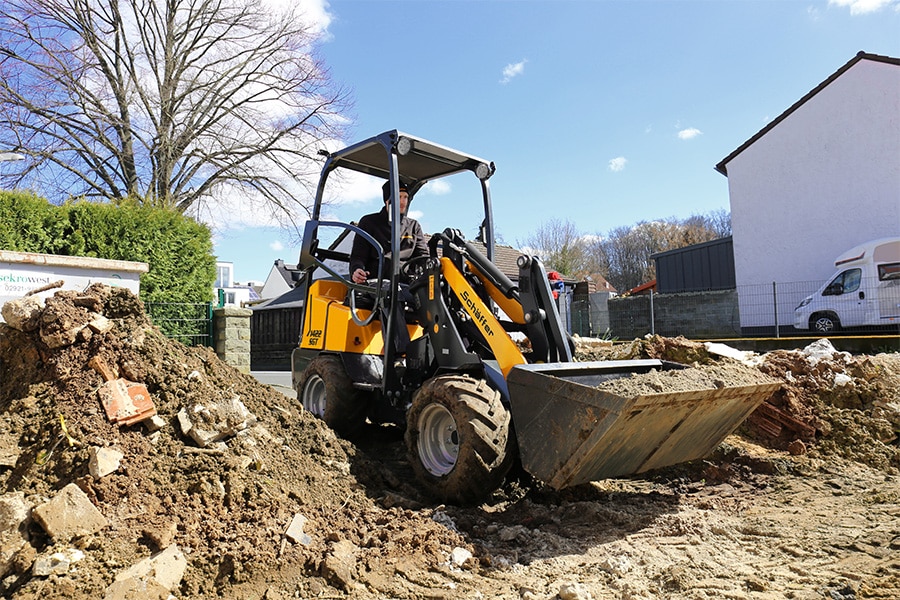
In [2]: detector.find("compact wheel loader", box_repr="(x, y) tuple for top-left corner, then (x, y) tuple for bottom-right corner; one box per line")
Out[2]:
(290, 130), (779, 504)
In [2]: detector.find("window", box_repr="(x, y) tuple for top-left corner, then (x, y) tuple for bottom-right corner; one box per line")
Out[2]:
(824, 268), (861, 296)
(215, 263), (233, 288)
(878, 262), (900, 281)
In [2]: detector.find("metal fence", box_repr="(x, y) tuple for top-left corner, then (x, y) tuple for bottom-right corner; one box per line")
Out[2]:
(569, 276), (900, 340)
(145, 302), (214, 347)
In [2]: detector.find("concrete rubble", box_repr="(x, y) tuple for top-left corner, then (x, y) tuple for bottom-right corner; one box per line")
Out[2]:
(0, 492), (32, 579)
(803, 337), (851, 365)
(177, 396), (257, 448)
(558, 583), (593, 600)
(0, 295), (44, 332)
(32, 548), (84, 577)
(31, 483), (109, 542)
(450, 546), (473, 567)
(103, 545), (187, 600)
(284, 514), (312, 546)
(322, 539), (359, 591)
(88, 446), (124, 479)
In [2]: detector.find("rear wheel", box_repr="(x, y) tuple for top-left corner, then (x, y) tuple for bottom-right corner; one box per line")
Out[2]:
(298, 355), (367, 437)
(810, 313), (840, 333)
(405, 374), (514, 505)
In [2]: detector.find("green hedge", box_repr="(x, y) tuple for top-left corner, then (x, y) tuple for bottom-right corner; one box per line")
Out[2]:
(0, 191), (216, 304)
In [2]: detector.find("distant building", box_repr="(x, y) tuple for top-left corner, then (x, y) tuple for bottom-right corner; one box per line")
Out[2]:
(214, 261), (259, 307)
(652, 237), (735, 294)
(578, 274), (617, 295)
(260, 259), (297, 300)
(624, 280), (656, 296)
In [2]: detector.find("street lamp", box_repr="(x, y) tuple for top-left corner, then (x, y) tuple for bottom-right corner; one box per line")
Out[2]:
(0, 152), (24, 162)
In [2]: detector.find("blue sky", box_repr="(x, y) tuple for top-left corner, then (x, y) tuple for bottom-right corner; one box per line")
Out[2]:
(212, 0), (900, 284)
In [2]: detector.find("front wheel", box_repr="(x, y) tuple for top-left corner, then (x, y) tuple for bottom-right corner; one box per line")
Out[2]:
(405, 374), (515, 505)
(810, 313), (840, 333)
(297, 355), (368, 437)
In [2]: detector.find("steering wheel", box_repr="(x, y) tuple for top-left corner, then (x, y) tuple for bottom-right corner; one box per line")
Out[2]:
(348, 276), (384, 327)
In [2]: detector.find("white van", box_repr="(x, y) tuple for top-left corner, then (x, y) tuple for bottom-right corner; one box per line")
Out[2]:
(794, 237), (900, 333)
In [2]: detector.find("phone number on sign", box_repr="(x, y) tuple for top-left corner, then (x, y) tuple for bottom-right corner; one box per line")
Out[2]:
(1, 284), (35, 294)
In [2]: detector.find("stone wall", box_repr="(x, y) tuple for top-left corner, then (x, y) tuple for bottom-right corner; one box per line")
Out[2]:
(607, 289), (741, 340)
(213, 307), (252, 373)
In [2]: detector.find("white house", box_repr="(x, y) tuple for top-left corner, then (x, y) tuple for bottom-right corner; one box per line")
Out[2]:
(715, 52), (900, 331)
(214, 261), (259, 307)
(260, 259), (296, 300)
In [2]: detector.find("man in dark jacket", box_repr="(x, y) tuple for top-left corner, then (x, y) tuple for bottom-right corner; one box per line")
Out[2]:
(350, 180), (428, 284)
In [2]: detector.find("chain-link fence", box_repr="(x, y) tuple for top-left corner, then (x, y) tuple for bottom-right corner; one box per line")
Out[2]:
(145, 302), (214, 347)
(569, 276), (900, 340)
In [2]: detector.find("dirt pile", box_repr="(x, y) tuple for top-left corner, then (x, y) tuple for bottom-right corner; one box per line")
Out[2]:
(0, 289), (898, 599)
(756, 340), (900, 472)
(0, 285), (469, 599)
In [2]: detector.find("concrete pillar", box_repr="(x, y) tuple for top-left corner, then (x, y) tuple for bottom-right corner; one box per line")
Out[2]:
(213, 307), (252, 373)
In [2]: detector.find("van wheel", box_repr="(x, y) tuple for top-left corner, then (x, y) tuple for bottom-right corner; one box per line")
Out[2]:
(298, 355), (367, 437)
(405, 374), (515, 505)
(810, 313), (840, 333)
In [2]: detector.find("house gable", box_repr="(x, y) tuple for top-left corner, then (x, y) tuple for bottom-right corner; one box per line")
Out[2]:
(716, 52), (900, 176)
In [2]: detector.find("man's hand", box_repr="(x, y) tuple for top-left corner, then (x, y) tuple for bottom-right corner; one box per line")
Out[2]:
(352, 268), (369, 284)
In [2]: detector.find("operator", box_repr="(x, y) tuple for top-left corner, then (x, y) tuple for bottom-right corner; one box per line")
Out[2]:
(349, 180), (429, 284)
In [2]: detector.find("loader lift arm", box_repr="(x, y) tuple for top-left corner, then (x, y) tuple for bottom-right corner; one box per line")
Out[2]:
(427, 228), (572, 365)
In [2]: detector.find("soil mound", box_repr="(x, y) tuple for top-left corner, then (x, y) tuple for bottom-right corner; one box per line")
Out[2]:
(0, 285), (467, 599)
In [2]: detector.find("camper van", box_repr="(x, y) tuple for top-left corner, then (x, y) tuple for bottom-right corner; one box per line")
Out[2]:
(794, 237), (900, 333)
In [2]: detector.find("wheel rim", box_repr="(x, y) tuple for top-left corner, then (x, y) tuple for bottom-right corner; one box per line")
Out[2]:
(814, 317), (834, 332)
(417, 403), (459, 477)
(301, 374), (326, 418)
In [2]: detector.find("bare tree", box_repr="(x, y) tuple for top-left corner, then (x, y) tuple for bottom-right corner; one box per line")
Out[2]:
(702, 208), (732, 238)
(0, 0), (348, 225)
(588, 212), (730, 292)
(517, 218), (589, 276)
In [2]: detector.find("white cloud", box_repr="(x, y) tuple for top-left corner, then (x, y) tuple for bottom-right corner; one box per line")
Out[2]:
(678, 127), (703, 140)
(828, 0), (898, 15)
(422, 179), (451, 195)
(298, 0), (334, 37)
(500, 60), (527, 84)
(196, 151), (385, 231)
(608, 157), (627, 172)
(263, 0), (334, 37)
(270, 240), (284, 251)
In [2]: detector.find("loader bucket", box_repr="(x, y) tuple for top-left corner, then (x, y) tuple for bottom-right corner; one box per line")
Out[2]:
(506, 360), (781, 490)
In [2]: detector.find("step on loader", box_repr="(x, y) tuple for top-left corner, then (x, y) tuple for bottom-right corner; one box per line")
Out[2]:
(288, 131), (780, 504)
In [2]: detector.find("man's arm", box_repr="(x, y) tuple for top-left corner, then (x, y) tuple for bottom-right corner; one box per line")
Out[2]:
(349, 231), (369, 277)
(350, 214), (378, 281)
